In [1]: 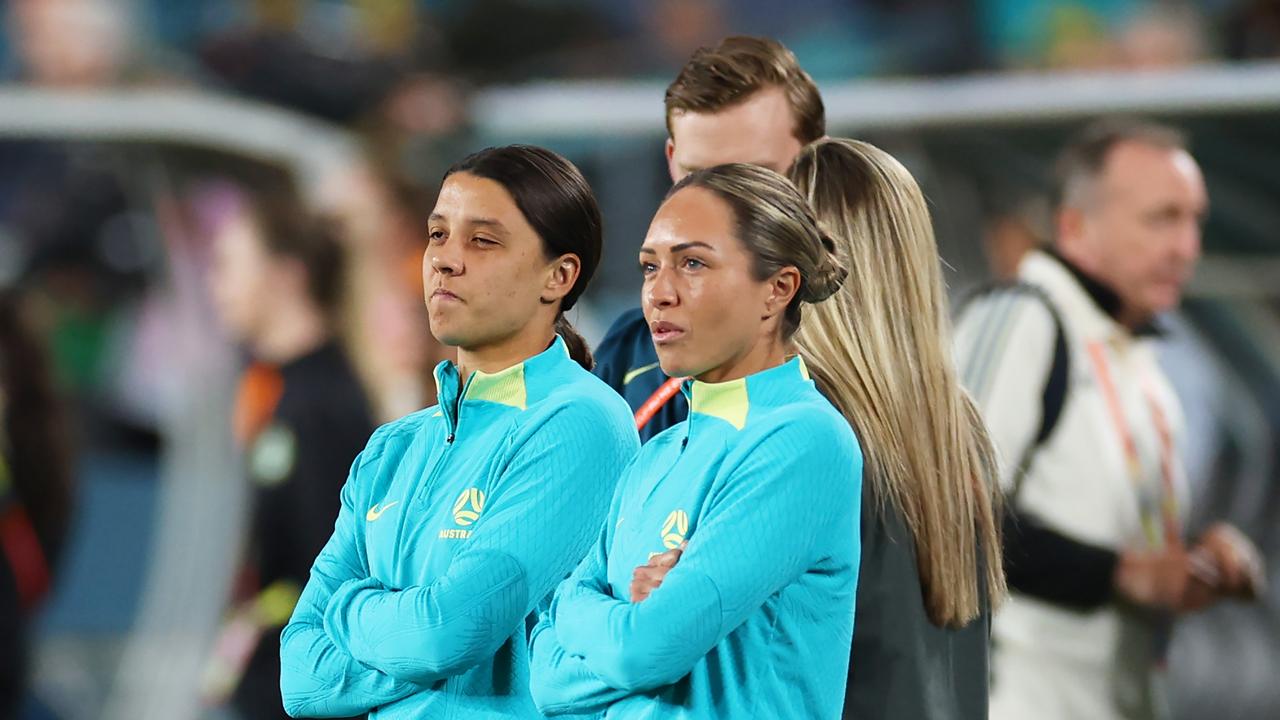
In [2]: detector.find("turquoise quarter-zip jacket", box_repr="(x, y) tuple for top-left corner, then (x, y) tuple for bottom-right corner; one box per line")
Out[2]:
(280, 336), (639, 719)
(530, 356), (862, 720)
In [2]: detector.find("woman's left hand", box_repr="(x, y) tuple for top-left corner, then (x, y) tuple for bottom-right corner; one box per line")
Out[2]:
(629, 544), (685, 602)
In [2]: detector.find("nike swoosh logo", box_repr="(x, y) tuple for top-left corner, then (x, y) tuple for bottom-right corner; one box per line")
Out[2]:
(366, 501), (399, 521)
(623, 362), (661, 386)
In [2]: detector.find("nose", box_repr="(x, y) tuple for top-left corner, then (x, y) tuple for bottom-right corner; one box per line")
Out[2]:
(1182, 225), (1202, 263)
(644, 266), (679, 311)
(428, 241), (463, 276)
(1173, 219), (1202, 265)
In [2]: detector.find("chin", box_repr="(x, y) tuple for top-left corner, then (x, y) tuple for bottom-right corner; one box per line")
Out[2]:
(1146, 289), (1183, 315)
(656, 351), (704, 380)
(427, 320), (465, 348)
(654, 351), (688, 379)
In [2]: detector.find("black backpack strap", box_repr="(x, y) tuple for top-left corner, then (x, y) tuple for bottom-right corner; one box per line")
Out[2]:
(958, 281), (1070, 502)
(1020, 284), (1069, 447)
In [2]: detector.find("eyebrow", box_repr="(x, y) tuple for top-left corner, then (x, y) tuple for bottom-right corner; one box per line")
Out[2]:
(428, 213), (507, 230)
(639, 241), (716, 255)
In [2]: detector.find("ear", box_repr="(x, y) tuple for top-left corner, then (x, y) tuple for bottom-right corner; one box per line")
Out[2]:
(1055, 206), (1087, 254)
(277, 256), (312, 301)
(761, 266), (801, 320)
(540, 253), (582, 305)
(665, 138), (680, 183)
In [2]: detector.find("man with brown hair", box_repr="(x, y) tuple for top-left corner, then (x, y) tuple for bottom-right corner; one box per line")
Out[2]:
(593, 35), (825, 441)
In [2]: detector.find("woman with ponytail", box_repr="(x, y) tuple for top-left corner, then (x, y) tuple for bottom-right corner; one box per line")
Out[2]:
(280, 145), (639, 719)
(789, 138), (1005, 720)
(529, 163), (863, 720)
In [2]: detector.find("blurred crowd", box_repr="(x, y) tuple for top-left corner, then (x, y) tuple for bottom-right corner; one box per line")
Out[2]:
(3, 0), (1280, 407)
(0, 2), (1277, 720)
(6, 0), (1280, 95)
(3, 0), (1279, 416)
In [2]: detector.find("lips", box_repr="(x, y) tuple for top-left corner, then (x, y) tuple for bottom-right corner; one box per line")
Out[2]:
(650, 320), (685, 344)
(431, 288), (462, 302)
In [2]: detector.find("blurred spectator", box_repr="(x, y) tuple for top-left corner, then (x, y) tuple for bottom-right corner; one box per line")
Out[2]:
(198, 182), (372, 720)
(983, 195), (1052, 281)
(198, 0), (445, 123)
(0, 0), (161, 424)
(317, 165), (453, 421)
(978, 0), (1127, 69)
(638, 0), (730, 74)
(2, 0), (1268, 88)
(0, 291), (75, 719)
(5, 0), (132, 86)
(1043, 3), (1124, 70)
(956, 119), (1265, 720)
(1116, 4), (1206, 69)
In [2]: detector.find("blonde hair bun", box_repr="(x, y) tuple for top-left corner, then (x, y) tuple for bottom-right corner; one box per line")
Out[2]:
(800, 231), (848, 303)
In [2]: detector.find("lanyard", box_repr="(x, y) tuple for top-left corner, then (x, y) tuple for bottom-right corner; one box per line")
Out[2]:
(233, 361), (284, 445)
(1086, 340), (1180, 548)
(635, 376), (684, 431)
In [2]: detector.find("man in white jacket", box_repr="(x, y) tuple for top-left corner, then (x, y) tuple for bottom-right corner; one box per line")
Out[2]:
(957, 119), (1264, 720)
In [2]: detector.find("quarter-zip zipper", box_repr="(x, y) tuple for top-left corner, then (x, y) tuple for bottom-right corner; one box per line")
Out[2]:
(640, 417), (692, 508)
(440, 371), (478, 443)
(417, 372), (477, 508)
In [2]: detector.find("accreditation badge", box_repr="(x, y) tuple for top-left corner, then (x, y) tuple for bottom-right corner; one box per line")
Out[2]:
(249, 423), (297, 487)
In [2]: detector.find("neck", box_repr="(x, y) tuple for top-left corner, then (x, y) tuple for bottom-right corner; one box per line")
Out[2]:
(1052, 245), (1151, 331)
(455, 322), (556, 381)
(696, 331), (791, 384)
(252, 297), (329, 365)
(1116, 305), (1152, 332)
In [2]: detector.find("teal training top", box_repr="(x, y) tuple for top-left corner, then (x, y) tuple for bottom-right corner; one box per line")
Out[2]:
(529, 356), (863, 719)
(279, 336), (640, 719)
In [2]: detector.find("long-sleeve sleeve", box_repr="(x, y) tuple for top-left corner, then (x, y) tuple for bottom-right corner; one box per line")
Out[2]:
(551, 417), (860, 693)
(528, 610), (632, 716)
(529, 489), (635, 716)
(1003, 510), (1118, 608)
(278, 450), (421, 718)
(321, 404), (638, 685)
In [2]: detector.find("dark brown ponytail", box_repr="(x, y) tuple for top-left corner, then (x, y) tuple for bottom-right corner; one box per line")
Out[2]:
(554, 313), (594, 370)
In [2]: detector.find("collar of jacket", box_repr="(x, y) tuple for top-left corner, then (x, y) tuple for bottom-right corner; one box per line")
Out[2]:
(1046, 247), (1164, 338)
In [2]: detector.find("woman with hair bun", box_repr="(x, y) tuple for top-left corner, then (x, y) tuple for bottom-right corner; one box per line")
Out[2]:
(530, 163), (863, 720)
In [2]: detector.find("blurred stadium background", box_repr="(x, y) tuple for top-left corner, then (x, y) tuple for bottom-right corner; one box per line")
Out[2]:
(0, 1), (1277, 719)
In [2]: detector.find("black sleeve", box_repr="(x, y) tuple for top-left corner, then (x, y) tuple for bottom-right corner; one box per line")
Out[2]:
(1002, 508), (1119, 610)
(292, 408), (372, 580)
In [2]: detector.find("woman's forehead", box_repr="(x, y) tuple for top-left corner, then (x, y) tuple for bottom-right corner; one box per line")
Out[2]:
(646, 187), (734, 245)
(433, 173), (520, 220)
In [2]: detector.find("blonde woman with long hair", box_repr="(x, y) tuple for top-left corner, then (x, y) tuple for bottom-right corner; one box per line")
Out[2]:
(789, 138), (1006, 720)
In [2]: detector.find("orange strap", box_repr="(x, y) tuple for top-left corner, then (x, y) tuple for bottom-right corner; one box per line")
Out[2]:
(634, 376), (685, 431)
(1143, 375), (1181, 544)
(1086, 341), (1180, 546)
(233, 362), (284, 446)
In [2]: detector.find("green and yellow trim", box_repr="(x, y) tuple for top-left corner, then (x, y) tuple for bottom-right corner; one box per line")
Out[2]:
(464, 362), (528, 410)
(689, 377), (750, 430)
(686, 356), (810, 431)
